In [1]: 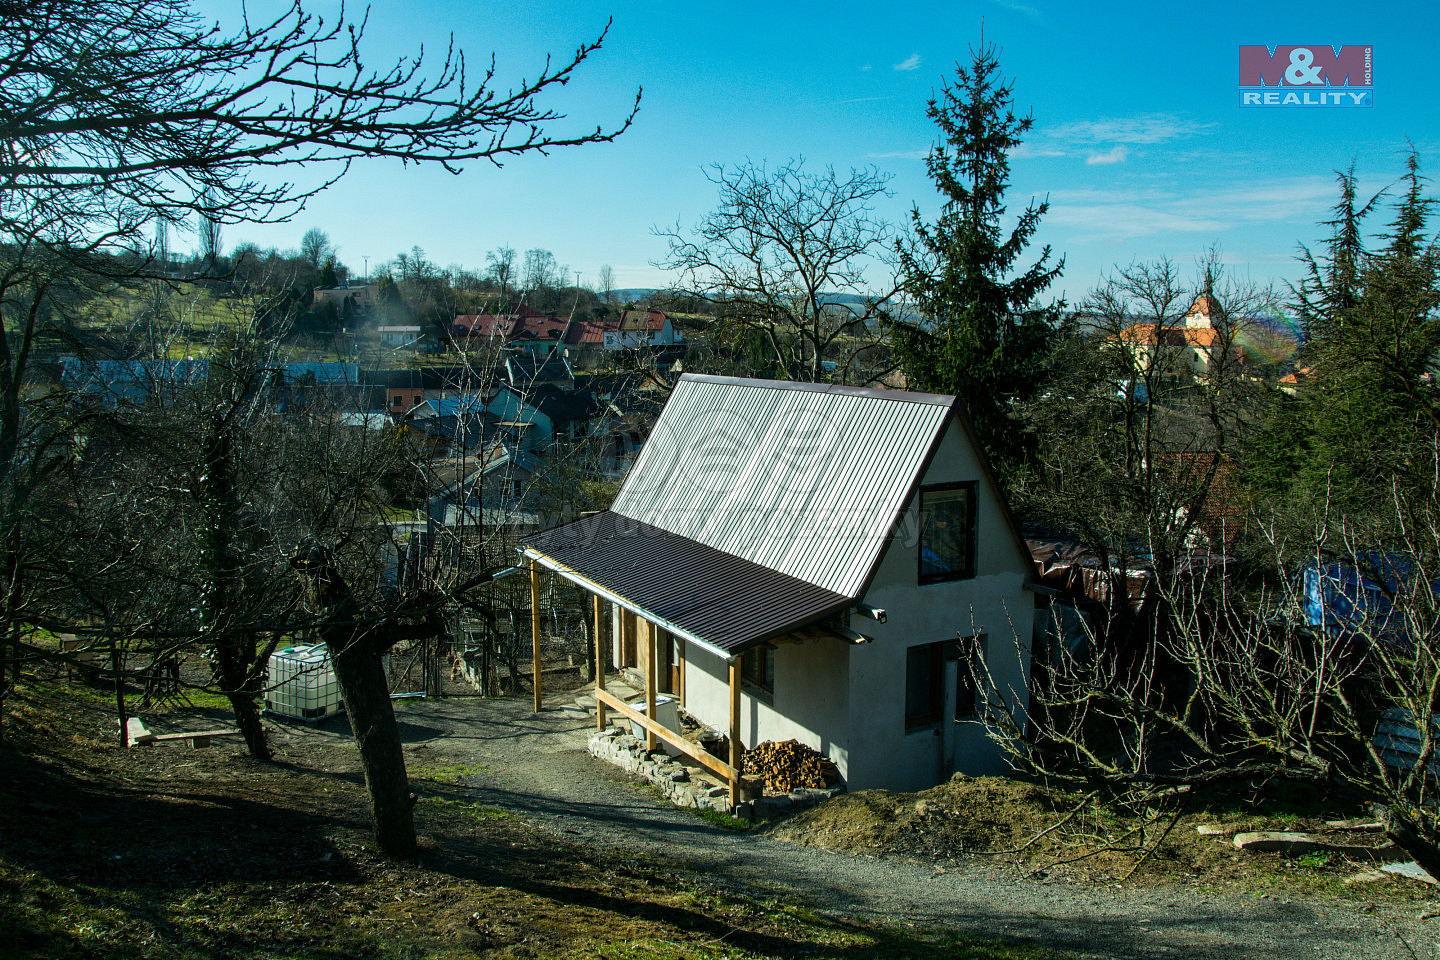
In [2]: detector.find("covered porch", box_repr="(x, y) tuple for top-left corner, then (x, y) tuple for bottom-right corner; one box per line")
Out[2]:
(518, 512), (862, 808)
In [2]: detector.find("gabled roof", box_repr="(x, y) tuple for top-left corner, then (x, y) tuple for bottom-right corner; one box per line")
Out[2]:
(453, 313), (515, 338)
(618, 308), (669, 332)
(523, 374), (965, 655)
(1117, 323), (1223, 349)
(572, 320), (609, 344)
(454, 312), (579, 344)
(279, 362), (359, 385)
(504, 354), (574, 386)
(529, 384), (601, 422)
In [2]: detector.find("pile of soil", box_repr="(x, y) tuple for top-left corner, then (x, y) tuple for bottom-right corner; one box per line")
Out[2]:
(769, 773), (1413, 892)
(769, 776), (1066, 860)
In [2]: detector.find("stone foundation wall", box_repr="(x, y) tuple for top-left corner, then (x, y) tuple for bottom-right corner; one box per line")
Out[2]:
(588, 727), (844, 822)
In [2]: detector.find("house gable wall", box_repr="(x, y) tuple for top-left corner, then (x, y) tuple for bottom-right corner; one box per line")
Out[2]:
(671, 417), (1032, 794)
(845, 418), (1033, 791)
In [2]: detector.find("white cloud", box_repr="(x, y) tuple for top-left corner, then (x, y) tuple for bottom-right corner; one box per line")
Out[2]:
(1085, 145), (1129, 165)
(893, 54), (922, 71)
(1011, 143), (1067, 160)
(1047, 114), (1217, 146)
(865, 149), (930, 160)
(1045, 177), (1335, 240)
(988, 0), (1042, 19)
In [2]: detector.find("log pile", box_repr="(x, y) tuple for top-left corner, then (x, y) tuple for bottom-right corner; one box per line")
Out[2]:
(742, 739), (840, 793)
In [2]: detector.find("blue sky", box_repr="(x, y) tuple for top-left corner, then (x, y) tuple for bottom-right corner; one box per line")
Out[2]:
(208, 0), (1437, 306)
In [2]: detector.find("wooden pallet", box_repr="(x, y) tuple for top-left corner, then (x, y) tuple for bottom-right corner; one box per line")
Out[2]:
(125, 717), (241, 749)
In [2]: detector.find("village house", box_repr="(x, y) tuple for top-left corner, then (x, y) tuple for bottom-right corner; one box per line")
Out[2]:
(520, 374), (1035, 801)
(602, 308), (683, 350)
(312, 283), (376, 313)
(1114, 294), (1243, 378)
(450, 307), (683, 365)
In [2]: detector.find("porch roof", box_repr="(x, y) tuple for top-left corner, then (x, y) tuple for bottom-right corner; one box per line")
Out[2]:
(522, 510), (850, 658)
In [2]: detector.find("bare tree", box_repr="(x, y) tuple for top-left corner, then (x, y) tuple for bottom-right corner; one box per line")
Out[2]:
(0, 0), (639, 857)
(597, 264), (617, 304)
(521, 248), (559, 296)
(300, 228), (335, 270)
(655, 159), (903, 385)
(1019, 255), (1270, 583)
(485, 246), (518, 302)
(986, 476), (1440, 875)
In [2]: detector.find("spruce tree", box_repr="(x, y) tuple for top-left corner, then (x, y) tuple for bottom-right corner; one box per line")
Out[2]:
(893, 41), (1064, 471)
(1283, 152), (1440, 516)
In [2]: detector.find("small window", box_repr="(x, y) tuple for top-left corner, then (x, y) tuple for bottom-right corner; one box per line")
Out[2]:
(952, 634), (986, 720)
(742, 644), (775, 694)
(918, 483), (977, 584)
(904, 642), (943, 729)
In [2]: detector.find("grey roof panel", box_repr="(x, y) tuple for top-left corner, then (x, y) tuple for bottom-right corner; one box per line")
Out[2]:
(609, 374), (954, 597)
(523, 510), (851, 654)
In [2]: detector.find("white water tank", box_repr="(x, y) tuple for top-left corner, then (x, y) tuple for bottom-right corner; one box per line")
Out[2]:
(265, 644), (344, 720)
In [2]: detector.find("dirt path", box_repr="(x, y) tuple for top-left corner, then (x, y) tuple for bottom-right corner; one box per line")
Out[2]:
(278, 693), (1440, 960)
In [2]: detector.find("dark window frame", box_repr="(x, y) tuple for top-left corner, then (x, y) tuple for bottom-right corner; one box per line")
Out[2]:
(741, 643), (775, 697)
(950, 634), (986, 720)
(904, 642), (944, 730)
(917, 481), (978, 585)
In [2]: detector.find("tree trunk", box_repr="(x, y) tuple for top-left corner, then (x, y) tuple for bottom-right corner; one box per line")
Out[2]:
(1375, 804), (1440, 882)
(327, 631), (417, 860)
(211, 633), (272, 761)
(227, 690), (271, 760)
(295, 549), (418, 861)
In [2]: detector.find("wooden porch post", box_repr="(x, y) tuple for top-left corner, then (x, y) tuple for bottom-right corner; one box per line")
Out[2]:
(593, 594), (607, 731)
(530, 560), (542, 712)
(728, 658), (742, 807)
(677, 636), (686, 707)
(643, 618), (657, 752)
(621, 608), (637, 668)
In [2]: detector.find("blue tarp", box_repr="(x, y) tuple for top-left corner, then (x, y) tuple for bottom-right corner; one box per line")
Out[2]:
(1301, 553), (1439, 643)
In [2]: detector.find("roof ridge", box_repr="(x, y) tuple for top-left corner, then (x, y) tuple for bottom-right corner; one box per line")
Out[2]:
(677, 373), (955, 406)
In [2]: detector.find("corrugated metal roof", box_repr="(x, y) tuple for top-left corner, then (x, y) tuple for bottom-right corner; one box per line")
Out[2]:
(523, 510), (850, 655)
(609, 374), (954, 597)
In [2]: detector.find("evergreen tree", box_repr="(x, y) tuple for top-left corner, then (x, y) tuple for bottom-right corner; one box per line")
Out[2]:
(1275, 152), (1440, 517)
(892, 41), (1064, 470)
(318, 255), (339, 289)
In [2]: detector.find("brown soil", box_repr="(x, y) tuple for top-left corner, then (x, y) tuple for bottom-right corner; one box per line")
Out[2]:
(0, 678), (1032, 960)
(769, 773), (1421, 896)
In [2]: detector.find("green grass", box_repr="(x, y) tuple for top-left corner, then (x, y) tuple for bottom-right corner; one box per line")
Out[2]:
(693, 806), (755, 831)
(409, 762), (489, 784)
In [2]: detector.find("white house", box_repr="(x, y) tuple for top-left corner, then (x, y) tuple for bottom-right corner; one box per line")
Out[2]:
(601, 309), (683, 350)
(520, 374), (1035, 800)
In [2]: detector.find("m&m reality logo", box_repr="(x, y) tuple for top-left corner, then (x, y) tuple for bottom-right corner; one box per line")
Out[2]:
(1238, 45), (1372, 107)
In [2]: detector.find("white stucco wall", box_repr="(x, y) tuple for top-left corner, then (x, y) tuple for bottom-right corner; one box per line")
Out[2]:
(847, 419), (1034, 791)
(682, 634), (853, 780)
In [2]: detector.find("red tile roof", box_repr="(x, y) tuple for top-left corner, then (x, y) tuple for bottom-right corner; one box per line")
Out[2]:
(1117, 323), (1222, 348)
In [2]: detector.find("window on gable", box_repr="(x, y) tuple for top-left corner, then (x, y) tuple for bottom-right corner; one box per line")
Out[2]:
(741, 643), (775, 695)
(918, 482), (977, 584)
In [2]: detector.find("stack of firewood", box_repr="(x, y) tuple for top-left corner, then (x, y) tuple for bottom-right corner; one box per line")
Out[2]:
(742, 739), (839, 793)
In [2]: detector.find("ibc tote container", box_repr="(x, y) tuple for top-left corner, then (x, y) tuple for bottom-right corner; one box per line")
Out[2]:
(265, 644), (344, 720)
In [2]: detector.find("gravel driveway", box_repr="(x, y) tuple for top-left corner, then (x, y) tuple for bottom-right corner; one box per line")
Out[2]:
(368, 692), (1440, 960)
